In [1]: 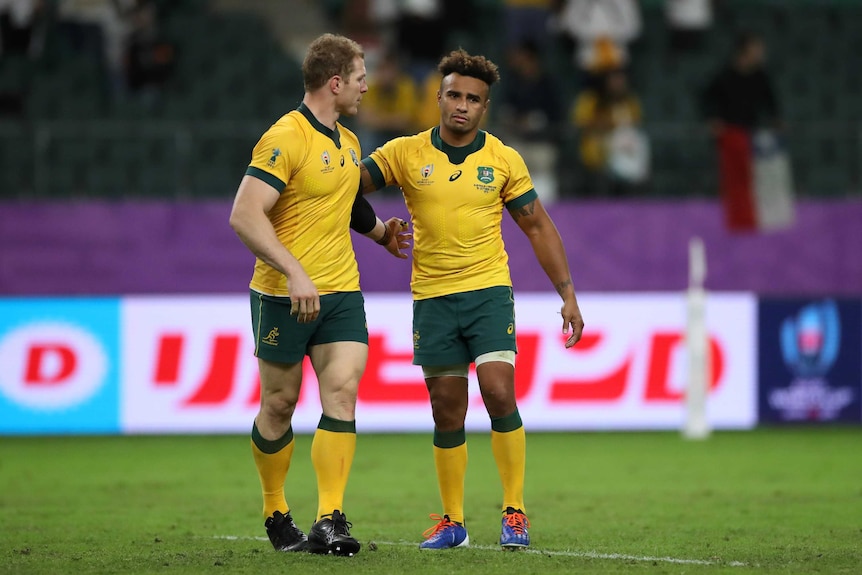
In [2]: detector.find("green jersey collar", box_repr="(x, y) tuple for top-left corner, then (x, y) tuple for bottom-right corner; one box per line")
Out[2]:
(298, 102), (341, 148)
(431, 126), (485, 165)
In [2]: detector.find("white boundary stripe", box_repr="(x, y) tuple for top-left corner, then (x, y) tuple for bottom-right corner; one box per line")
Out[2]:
(212, 535), (745, 567)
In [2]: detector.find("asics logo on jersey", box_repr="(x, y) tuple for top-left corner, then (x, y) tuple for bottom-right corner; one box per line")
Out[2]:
(340, 155), (345, 167)
(449, 170), (462, 181)
(507, 323), (514, 335)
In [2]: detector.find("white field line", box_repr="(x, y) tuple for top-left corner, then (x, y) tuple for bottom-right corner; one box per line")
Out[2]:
(212, 535), (746, 567)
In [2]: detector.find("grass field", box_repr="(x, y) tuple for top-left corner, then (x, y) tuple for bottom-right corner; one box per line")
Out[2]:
(1, 428), (860, 574)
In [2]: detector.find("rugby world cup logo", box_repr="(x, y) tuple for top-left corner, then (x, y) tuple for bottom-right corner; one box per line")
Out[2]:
(321, 150), (331, 166)
(421, 164), (434, 178)
(780, 300), (840, 378)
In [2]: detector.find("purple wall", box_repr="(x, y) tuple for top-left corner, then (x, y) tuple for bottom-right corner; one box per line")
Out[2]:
(1, 199), (860, 295)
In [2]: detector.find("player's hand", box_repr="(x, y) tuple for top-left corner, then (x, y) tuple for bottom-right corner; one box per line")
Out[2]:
(382, 217), (412, 259)
(286, 269), (320, 323)
(561, 297), (584, 348)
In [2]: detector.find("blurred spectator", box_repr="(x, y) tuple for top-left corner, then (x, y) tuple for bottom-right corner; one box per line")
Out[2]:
(571, 67), (649, 196)
(702, 32), (780, 135)
(0, 0), (45, 57)
(413, 68), (442, 131)
(56, 0), (135, 96)
(555, 0), (641, 79)
(394, 0), (446, 78)
(357, 50), (418, 152)
(123, 0), (174, 105)
(666, 0), (712, 52)
(0, 0), (45, 116)
(702, 33), (789, 231)
(391, 0), (480, 81)
(504, 0), (553, 49)
(498, 39), (563, 202)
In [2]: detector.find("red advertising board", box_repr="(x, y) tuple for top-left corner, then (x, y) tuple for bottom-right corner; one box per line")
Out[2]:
(120, 293), (756, 433)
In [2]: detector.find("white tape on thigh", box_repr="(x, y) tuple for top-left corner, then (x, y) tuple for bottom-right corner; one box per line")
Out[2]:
(421, 364), (469, 379)
(474, 350), (515, 367)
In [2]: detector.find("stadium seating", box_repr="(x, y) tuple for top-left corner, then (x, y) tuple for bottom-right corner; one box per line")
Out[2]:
(1, 0), (859, 198)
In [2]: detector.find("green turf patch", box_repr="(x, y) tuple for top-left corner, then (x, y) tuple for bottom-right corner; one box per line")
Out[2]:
(1, 428), (860, 574)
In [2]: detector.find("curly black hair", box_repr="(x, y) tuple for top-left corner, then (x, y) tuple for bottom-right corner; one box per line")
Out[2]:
(437, 49), (500, 88)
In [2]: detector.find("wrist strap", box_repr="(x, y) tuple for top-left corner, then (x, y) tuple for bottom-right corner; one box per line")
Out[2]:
(375, 225), (392, 246)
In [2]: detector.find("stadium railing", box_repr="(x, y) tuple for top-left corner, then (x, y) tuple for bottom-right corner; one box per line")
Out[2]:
(0, 120), (860, 200)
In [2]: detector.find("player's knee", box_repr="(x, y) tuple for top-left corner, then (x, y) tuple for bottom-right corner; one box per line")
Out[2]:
(484, 396), (517, 419)
(323, 401), (356, 422)
(318, 376), (359, 420)
(321, 375), (359, 403)
(431, 406), (466, 431)
(260, 392), (298, 425)
(429, 393), (467, 429)
(479, 382), (517, 418)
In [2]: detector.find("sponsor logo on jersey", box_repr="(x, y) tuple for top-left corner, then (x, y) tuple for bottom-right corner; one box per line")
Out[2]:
(477, 166), (495, 184)
(413, 330), (421, 350)
(507, 323), (514, 335)
(349, 149), (359, 166)
(449, 170), (462, 181)
(340, 154), (345, 167)
(267, 148), (281, 168)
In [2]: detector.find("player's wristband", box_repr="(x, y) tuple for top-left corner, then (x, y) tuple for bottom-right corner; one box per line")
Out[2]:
(375, 226), (392, 246)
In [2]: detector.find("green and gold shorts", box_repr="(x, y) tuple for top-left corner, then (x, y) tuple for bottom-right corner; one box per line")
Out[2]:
(250, 290), (368, 364)
(412, 286), (517, 366)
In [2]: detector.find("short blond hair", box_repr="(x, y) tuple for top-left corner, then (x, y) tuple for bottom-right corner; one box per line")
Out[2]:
(302, 33), (365, 91)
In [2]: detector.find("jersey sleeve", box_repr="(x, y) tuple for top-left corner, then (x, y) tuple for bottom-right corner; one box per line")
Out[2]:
(501, 146), (537, 209)
(362, 137), (402, 190)
(245, 123), (301, 193)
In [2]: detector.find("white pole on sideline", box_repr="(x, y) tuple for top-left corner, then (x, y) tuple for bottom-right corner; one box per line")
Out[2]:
(683, 236), (711, 440)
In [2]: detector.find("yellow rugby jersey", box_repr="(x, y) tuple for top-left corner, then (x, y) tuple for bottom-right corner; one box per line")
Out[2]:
(245, 103), (363, 297)
(363, 127), (538, 300)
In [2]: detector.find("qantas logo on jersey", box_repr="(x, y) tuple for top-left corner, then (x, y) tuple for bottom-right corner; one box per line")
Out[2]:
(449, 170), (462, 181)
(349, 149), (359, 166)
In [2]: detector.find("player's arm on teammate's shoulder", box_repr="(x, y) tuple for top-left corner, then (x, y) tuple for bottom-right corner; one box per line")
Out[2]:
(508, 195), (584, 348)
(229, 175), (320, 322)
(349, 185), (411, 259)
(358, 162), (379, 195)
